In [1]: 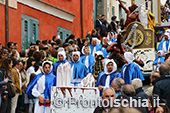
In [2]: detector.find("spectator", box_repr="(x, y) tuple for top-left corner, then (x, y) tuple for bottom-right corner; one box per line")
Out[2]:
(153, 64), (170, 109)
(131, 78), (148, 99)
(93, 88), (116, 113)
(11, 60), (23, 113)
(111, 78), (125, 98)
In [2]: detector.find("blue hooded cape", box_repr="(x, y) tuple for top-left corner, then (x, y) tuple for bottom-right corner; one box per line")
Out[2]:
(89, 44), (101, 55)
(80, 54), (95, 74)
(153, 56), (165, 65)
(157, 38), (169, 53)
(70, 61), (89, 79)
(26, 70), (56, 99)
(53, 60), (69, 75)
(98, 71), (121, 87)
(121, 62), (145, 84)
(95, 71), (105, 87)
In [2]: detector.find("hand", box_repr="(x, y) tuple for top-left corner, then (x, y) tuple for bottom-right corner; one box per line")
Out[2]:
(46, 99), (50, 103)
(38, 95), (45, 104)
(158, 61), (160, 64)
(4, 78), (9, 83)
(98, 86), (104, 91)
(11, 83), (15, 87)
(22, 83), (25, 87)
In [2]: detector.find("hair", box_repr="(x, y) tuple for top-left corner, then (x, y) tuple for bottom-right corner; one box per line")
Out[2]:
(96, 14), (101, 20)
(20, 50), (26, 57)
(13, 60), (22, 67)
(26, 57), (35, 71)
(131, 78), (143, 89)
(2, 49), (9, 55)
(102, 87), (115, 96)
(36, 40), (41, 45)
(121, 84), (135, 97)
(0, 58), (12, 75)
(52, 35), (57, 41)
(111, 16), (117, 21)
(43, 62), (51, 68)
(56, 39), (62, 45)
(7, 42), (13, 48)
(102, 19), (107, 25)
(28, 73), (36, 87)
(51, 49), (58, 58)
(113, 78), (125, 90)
(11, 49), (17, 57)
(42, 40), (48, 45)
(39, 44), (44, 51)
(154, 99), (170, 113)
(33, 51), (42, 62)
(165, 53), (170, 61)
(159, 64), (170, 76)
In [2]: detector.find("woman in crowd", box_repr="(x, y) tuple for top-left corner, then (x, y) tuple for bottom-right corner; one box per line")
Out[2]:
(0, 58), (13, 113)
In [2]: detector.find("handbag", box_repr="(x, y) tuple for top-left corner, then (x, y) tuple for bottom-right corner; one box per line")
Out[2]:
(7, 83), (16, 98)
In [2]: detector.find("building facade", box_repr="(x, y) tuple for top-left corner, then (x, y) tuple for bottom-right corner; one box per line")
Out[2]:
(0, 0), (94, 50)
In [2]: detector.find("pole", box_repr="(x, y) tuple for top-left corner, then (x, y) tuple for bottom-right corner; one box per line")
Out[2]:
(5, 0), (9, 47)
(80, 0), (84, 39)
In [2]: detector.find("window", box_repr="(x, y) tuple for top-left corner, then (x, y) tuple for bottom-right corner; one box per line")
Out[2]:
(21, 14), (39, 50)
(112, 6), (115, 16)
(57, 26), (71, 42)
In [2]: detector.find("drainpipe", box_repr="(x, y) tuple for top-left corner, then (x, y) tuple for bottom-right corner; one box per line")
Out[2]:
(5, 0), (9, 47)
(145, 0), (148, 10)
(80, 0), (83, 39)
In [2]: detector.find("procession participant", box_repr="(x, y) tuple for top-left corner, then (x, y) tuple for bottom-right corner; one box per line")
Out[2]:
(70, 51), (89, 87)
(26, 61), (56, 113)
(121, 52), (145, 84)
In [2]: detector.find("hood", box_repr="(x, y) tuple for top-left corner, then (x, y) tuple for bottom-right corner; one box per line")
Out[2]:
(41, 61), (53, 74)
(81, 46), (91, 55)
(124, 52), (134, 64)
(157, 50), (163, 56)
(72, 51), (80, 62)
(57, 51), (66, 61)
(104, 59), (117, 74)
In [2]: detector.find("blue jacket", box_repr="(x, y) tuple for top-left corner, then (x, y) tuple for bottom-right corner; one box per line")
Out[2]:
(153, 56), (165, 65)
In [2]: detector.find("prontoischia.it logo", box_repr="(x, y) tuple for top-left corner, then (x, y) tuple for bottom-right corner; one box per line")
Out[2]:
(51, 96), (165, 108)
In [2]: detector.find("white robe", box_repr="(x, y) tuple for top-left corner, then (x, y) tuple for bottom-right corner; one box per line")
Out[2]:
(32, 75), (50, 113)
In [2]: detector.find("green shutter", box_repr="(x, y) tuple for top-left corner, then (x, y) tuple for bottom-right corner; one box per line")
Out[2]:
(112, 6), (115, 16)
(57, 26), (71, 42)
(21, 14), (39, 50)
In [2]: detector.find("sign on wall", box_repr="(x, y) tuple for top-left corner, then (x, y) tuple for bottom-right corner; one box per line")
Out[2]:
(50, 87), (100, 113)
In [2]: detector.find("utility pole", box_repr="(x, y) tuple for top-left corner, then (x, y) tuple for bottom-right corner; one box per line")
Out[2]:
(5, 0), (9, 47)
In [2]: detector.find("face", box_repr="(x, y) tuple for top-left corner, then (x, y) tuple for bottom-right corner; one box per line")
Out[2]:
(104, 38), (108, 44)
(150, 73), (160, 83)
(155, 106), (164, 113)
(2, 54), (8, 60)
(16, 62), (23, 71)
(84, 47), (90, 54)
(109, 33), (113, 39)
(102, 89), (116, 107)
(157, 52), (161, 57)
(15, 44), (18, 50)
(107, 62), (113, 73)
(14, 53), (18, 59)
(92, 40), (97, 46)
(73, 54), (79, 62)
(43, 64), (51, 74)
(111, 81), (117, 91)
(59, 54), (64, 61)
(9, 61), (13, 69)
(31, 61), (36, 66)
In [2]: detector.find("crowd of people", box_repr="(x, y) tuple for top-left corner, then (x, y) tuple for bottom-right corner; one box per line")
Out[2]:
(161, 0), (170, 23)
(0, 11), (170, 113)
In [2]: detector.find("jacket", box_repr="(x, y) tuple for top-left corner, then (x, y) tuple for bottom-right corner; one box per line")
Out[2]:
(153, 75), (170, 109)
(135, 87), (148, 99)
(11, 68), (22, 94)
